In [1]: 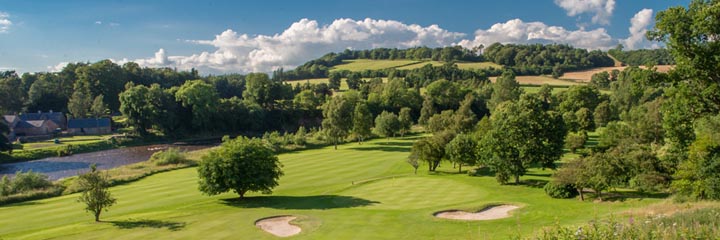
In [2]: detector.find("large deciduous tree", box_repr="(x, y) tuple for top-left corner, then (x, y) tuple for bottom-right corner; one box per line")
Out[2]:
(0, 120), (12, 154)
(445, 133), (477, 173)
(478, 95), (566, 184)
(374, 111), (400, 139)
(197, 136), (283, 199)
(175, 80), (220, 131)
(488, 70), (522, 111)
(352, 102), (373, 144)
(322, 94), (355, 149)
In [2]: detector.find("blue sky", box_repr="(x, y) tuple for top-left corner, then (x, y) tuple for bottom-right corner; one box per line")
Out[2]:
(0, 0), (689, 74)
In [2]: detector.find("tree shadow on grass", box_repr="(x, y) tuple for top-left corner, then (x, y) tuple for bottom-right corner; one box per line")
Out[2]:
(221, 195), (380, 210)
(519, 179), (549, 188)
(601, 191), (670, 202)
(110, 219), (186, 231)
(374, 141), (414, 147)
(348, 146), (408, 152)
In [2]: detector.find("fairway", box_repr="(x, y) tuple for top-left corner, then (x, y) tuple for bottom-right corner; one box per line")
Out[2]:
(0, 137), (662, 239)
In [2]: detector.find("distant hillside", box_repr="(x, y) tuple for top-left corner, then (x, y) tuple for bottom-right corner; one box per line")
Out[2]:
(283, 43), (615, 80)
(608, 47), (675, 66)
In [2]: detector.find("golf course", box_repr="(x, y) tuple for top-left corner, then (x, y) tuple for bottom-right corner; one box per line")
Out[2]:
(0, 136), (662, 239)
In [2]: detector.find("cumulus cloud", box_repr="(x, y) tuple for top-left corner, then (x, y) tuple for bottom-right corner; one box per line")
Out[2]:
(555, 0), (615, 25)
(457, 19), (614, 50)
(130, 18), (465, 73)
(48, 62), (69, 72)
(95, 21), (102, 25)
(89, 16), (657, 74)
(622, 9), (654, 49)
(0, 12), (12, 33)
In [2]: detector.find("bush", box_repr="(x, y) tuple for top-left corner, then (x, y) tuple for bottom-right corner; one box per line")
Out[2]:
(148, 148), (188, 166)
(544, 181), (578, 199)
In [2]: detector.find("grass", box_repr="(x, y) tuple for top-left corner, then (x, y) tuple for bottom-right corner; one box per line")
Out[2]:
(0, 136), (670, 239)
(330, 59), (421, 72)
(18, 135), (113, 152)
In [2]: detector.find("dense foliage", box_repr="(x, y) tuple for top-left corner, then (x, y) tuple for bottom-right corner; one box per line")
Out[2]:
(483, 43), (614, 76)
(608, 45), (675, 66)
(197, 136), (283, 199)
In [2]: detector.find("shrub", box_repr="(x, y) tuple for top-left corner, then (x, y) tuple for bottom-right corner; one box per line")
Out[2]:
(544, 181), (578, 199)
(148, 148), (188, 166)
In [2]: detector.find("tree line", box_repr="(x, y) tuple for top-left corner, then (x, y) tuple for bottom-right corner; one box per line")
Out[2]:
(608, 45), (675, 66)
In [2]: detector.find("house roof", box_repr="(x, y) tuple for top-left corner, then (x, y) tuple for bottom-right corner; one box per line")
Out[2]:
(3, 115), (18, 124)
(68, 118), (111, 129)
(14, 120), (48, 129)
(18, 112), (65, 123)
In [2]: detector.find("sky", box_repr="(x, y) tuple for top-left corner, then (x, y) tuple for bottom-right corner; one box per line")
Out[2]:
(0, 0), (690, 74)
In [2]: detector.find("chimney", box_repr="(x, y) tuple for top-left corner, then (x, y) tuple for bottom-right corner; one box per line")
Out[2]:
(50, 110), (53, 113)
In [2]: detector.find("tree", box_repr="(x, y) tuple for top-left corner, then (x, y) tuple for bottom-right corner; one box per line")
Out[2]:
(454, 94), (478, 133)
(90, 95), (109, 118)
(197, 136), (283, 199)
(418, 96), (435, 126)
(175, 80), (220, 130)
(293, 126), (307, 146)
(374, 111), (400, 139)
(672, 114), (720, 200)
(411, 136), (444, 172)
(0, 72), (26, 114)
(0, 120), (11, 154)
(407, 151), (420, 174)
(648, 0), (720, 86)
(575, 107), (595, 131)
(565, 131), (588, 153)
(590, 71), (611, 89)
(488, 70), (522, 110)
(77, 164), (116, 222)
(328, 72), (342, 90)
(426, 79), (468, 111)
(478, 95), (566, 184)
(68, 81), (93, 118)
(593, 101), (613, 128)
(322, 95), (355, 149)
(346, 72), (361, 90)
(119, 84), (178, 136)
(445, 134), (477, 172)
(352, 102), (373, 144)
(398, 107), (413, 137)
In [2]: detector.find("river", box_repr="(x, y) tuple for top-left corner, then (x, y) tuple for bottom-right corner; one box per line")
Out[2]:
(0, 144), (214, 181)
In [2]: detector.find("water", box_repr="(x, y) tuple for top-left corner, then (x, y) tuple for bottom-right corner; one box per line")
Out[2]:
(0, 144), (213, 180)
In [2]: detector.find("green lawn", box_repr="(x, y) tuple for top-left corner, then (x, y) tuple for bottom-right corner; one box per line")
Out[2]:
(0, 137), (663, 239)
(19, 135), (113, 151)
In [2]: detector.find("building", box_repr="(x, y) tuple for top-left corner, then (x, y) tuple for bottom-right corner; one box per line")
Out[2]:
(67, 118), (112, 135)
(17, 111), (67, 129)
(13, 120), (60, 136)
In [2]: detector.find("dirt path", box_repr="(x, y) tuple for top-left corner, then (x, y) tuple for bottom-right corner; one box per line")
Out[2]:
(434, 205), (520, 220)
(255, 216), (301, 237)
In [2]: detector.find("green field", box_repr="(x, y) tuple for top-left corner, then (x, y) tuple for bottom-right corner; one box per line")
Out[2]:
(19, 135), (113, 151)
(0, 137), (663, 239)
(330, 59), (421, 72)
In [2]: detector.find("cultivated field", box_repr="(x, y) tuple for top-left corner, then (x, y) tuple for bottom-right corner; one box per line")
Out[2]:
(0, 137), (664, 239)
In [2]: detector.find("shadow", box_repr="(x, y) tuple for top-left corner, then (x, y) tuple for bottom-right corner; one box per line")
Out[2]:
(110, 219), (186, 231)
(374, 142), (414, 147)
(601, 191), (671, 202)
(518, 179), (548, 188)
(221, 195), (379, 210)
(349, 146), (408, 152)
(0, 201), (39, 208)
(525, 173), (552, 177)
(468, 166), (495, 177)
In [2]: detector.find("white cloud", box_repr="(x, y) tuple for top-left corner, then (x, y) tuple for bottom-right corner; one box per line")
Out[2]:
(108, 22), (119, 27)
(0, 12), (12, 33)
(130, 18), (465, 74)
(48, 62), (69, 72)
(67, 16), (658, 74)
(554, 0), (615, 25)
(95, 21), (102, 25)
(457, 19), (615, 50)
(622, 9), (654, 49)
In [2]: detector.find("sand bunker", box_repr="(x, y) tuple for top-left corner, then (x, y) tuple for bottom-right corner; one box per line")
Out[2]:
(255, 216), (302, 237)
(434, 205), (520, 220)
